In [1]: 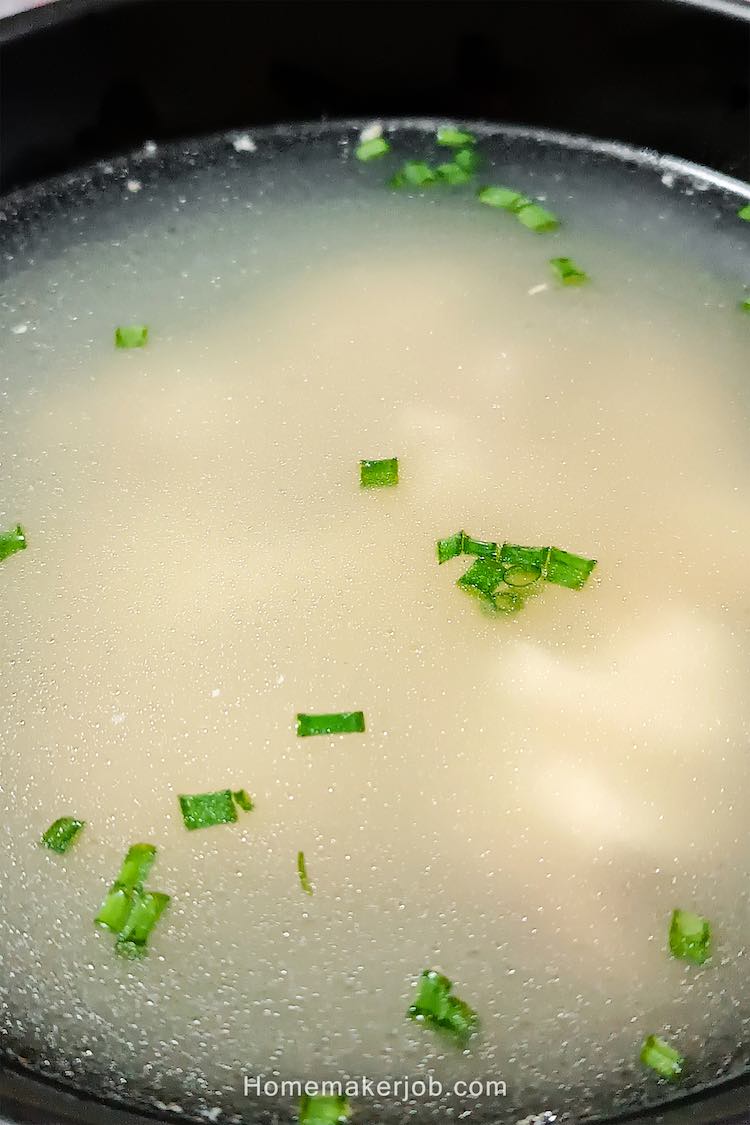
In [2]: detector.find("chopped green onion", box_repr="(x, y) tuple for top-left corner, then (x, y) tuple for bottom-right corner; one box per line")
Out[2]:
(179, 790), (238, 830)
(477, 185), (531, 212)
(355, 136), (390, 162)
(96, 887), (137, 933)
(436, 127), (476, 148)
(457, 557), (506, 604)
(407, 969), (478, 1046)
(40, 816), (85, 854)
(296, 712), (365, 737)
(640, 1035), (684, 1082)
(0, 523), (27, 563)
(462, 534), (499, 559)
(493, 589), (526, 614)
(503, 563), (542, 588)
(297, 850), (313, 896)
(299, 1095), (351, 1125)
(740, 297), (750, 312)
(499, 543), (549, 570)
(454, 148), (480, 174)
(436, 530), (465, 564)
(516, 203), (560, 232)
(669, 909), (711, 965)
(360, 457), (399, 488)
(232, 788), (254, 812)
(544, 546), (597, 590)
(550, 256), (588, 285)
(436, 162), (473, 186)
(96, 843), (158, 931)
(390, 161), (437, 189)
(114, 325), (148, 349)
(115, 843), (157, 890)
(115, 890), (170, 959)
(738, 204), (750, 221)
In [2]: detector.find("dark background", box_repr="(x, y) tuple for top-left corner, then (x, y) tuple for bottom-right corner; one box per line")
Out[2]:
(0, 0), (749, 197)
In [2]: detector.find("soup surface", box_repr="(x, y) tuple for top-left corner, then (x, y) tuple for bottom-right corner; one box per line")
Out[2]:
(1, 125), (750, 1123)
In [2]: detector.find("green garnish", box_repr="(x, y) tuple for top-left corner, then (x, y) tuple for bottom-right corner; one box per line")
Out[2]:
(299, 1095), (351, 1125)
(462, 534), (499, 559)
(503, 563), (542, 588)
(114, 325), (148, 349)
(437, 530), (465, 564)
(114, 842), (156, 889)
(407, 969), (478, 1045)
(516, 203), (560, 232)
(493, 590), (526, 614)
(436, 162), (473, 186)
(640, 1035), (684, 1082)
(0, 523), (27, 563)
(740, 297), (750, 312)
(115, 890), (170, 960)
(179, 790), (238, 830)
(389, 161), (437, 189)
(544, 546), (597, 590)
(550, 257), (588, 285)
(360, 457), (399, 488)
(296, 712), (366, 737)
(477, 185), (531, 212)
(436, 127), (476, 148)
(40, 817), (85, 854)
(457, 557), (506, 605)
(355, 136), (390, 162)
(669, 909), (711, 965)
(738, 204), (750, 221)
(232, 788), (254, 812)
(454, 148), (480, 174)
(297, 850), (313, 896)
(499, 543), (549, 570)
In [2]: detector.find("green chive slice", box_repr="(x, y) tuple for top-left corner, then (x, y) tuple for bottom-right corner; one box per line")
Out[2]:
(457, 557), (506, 604)
(550, 256), (588, 285)
(115, 890), (170, 959)
(738, 204), (750, 221)
(390, 161), (437, 189)
(499, 543), (549, 570)
(40, 817), (85, 854)
(740, 297), (750, 312)
(179, 790), (238, 831)
(454, 148), (479, 174)
(297, 850), (313, 896)
(96, 887), (137, 933)
(114, 325), (148, 349)
(462, 534), (499, 560)
(355, 136), (390, 162)
(233, 789), (254, 812)
(407, 969), (478, 1045)
(436, 162), (473, 186)
(477, 185), (531, 212)
(96, 843), (158, 931)
(296, 712), (365, 737)
(437, 530), (465, 564)
(299, 1095), (351, 1125)
(503, 563), (542, 588)
(669, 909), (711, 965)
(360, 457), (399, 488)
(436, 126), (477, 148)
(516, 203), (560, 232)
(493, 589), (526, 614)
(0, 523), (27, 563)
(545, 546), (597, 590)
(640, 1035), (684, 1081)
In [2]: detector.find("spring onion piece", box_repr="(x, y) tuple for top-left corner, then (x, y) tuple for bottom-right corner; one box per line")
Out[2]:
(741, 297), (750, 312)
(669, 909), (711, 965)
(477, 185), (531, 212)
(407, 969), (478, 1045)
(516, 203), (560, 232)
(355, 136), (390, 162)
(437, 530), (465, 564)
(0, 523), (26, 563)
(436, 162), (473, 186)
(297, 850), (313, 896)
(640, 1035), (684, 1082)
(114, 843), (157, 890)
(457, 557), (506, 604)
(299, 1095), (351, 1125)
(296, 712), (365, 737)
(96, 843), (158, 930)
(738, 204), (750, 221)
(544, 546), (597, 590)
(360, 457), (399, 488)
(179, 790), (238, 831)
(493, 590), (526, 614)
(550, 256), (588, 285)
(115, 890), (170, 960)
(436, 126), (476, 148)
(503, 563), (542, 588)
(462, 534), (499, 559)
(232, 789), (254, 812)
(454, 148), (480, 174)
(390, 161), (437, 189)
(114, 325), (148, 349)
(40, 816), (85, 854)
(499, 543), (549, 570)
